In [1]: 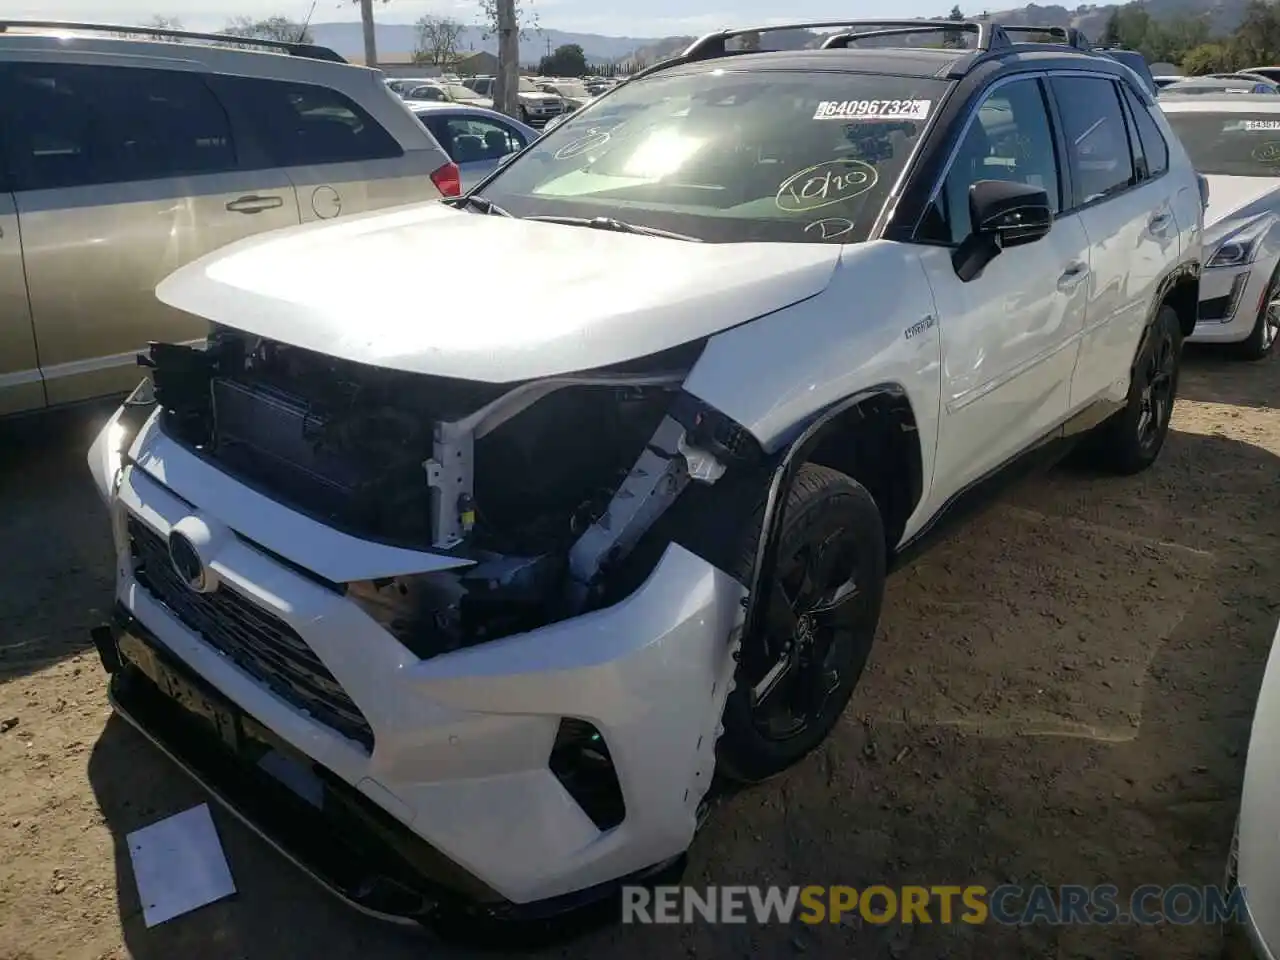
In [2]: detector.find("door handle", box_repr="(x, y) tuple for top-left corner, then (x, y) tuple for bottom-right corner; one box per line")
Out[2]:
(1057, 261), (1090, 291)
(226, 195), (284, 214)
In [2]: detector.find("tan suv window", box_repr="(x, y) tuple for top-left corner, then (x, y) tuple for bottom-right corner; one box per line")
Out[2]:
(208, 75), (403, 168)
(1, 62), (237, 190)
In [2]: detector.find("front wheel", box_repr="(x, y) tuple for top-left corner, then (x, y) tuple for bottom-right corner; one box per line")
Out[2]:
(1235, 265), (1280, 361)
(1082, 303), (1182, 476)
(717, 464), (886, 784)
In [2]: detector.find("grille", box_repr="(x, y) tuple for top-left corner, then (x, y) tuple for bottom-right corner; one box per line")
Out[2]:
(127, 516), (374, 751)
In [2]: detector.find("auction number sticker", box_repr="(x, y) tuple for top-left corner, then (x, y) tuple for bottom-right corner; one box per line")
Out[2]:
(813, 99), (932, 121)
(1245, 119), (1280, 131)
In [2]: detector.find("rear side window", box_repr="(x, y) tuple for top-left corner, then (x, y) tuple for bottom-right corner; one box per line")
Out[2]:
(0, 62), (236, 191)
(422, 116), (527, 162)
(210, 76), (402, 167)
(1120, 85), (1169, 177)
(1049, 76), (1136, 207)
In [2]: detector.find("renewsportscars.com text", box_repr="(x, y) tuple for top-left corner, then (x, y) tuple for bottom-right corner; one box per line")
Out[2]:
(621, 884), (1247, 926)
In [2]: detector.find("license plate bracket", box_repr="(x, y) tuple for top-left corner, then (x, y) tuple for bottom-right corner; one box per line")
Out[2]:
(118, 632), (241, 752)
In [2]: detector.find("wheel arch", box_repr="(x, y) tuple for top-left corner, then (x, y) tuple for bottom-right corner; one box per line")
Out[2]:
(1158, 259), (1201, 341)
(740, 384), (923, 654)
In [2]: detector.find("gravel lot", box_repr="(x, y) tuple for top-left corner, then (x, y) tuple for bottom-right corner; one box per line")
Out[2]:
(0, 347), (1277, 960)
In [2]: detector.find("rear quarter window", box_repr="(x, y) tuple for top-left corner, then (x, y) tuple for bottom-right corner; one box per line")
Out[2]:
(209, 75), (403, 168)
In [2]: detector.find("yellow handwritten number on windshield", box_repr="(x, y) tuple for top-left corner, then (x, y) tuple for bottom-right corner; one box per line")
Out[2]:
(776, 159), (879, 213)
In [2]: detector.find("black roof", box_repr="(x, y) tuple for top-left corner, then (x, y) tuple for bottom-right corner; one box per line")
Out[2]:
(634, 19), (1138, 86)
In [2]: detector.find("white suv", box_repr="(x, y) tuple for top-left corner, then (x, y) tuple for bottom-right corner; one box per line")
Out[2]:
(88, 20), (1202, 927)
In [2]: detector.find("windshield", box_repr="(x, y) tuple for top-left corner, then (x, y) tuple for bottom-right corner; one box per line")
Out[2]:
(476, 70), (947, 244)
(518, 77), (540, 93)
(446, 84), (483, 100)
(1166, 111), (1280, 176)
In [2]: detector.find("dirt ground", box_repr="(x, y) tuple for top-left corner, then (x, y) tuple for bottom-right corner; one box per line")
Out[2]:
(0, 346), (1276, 960)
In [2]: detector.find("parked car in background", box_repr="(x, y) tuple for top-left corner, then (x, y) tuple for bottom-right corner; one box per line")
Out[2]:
(0, 19), (456, 417)
(1162, 75), (1280, 97)
(584, 77), (616, 95)
(1239, 65), (1280, 84)
(407, 102), (536, 190)
(1222, 616), (1280, 960)
(87, 18), (1201, 929)
(1162, 95), (1280, 358)
(534, 78), (595, 111)
(403, 81), (495, 110)
(1153, 74), (1185, 89)
(385, 76), (440, 97)
(461, 74), (566, 126)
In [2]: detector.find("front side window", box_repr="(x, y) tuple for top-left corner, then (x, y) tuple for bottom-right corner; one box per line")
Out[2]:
(1, 62), (236, 191)
(920, 78), (1062, 245)
(1165, 110), (1280, 176)
(1050, 76), (1135, 206)
(209, 76), (402, 167)
(477, 69), (949, 244)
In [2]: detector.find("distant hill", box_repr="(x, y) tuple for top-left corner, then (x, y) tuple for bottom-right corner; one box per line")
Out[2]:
(310, 0), (1256, 67)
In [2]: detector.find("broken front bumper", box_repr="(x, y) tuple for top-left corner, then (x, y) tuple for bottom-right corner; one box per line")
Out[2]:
(88, 405), (745, 916)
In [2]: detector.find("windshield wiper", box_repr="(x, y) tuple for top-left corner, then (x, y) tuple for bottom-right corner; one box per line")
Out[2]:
(447, 194), (513, 217)
(524, 215), (701, 241)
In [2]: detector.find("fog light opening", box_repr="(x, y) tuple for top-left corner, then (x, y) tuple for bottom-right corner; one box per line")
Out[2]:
(549, 718), (626, 831)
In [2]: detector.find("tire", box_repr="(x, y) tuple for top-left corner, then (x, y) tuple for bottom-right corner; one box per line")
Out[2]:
(1234, 265), (1280, 361)
(1083, 303), (1182, 476)
(716, 463), (886, 784)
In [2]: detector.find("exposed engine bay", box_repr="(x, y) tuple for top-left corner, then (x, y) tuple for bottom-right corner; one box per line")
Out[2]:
(143, 328), (754, 660)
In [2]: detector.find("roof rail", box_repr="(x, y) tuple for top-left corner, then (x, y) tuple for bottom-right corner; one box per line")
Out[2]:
(819, 19), (1008, 51)
(1000, 24), (1092, 50)
(672, 19), (1006, 62)
(0, 19), (347, 63)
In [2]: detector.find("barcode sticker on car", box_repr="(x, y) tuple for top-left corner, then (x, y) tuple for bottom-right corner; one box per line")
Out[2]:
(1245, 119), (1280, 131)
(813, 99), (932, 121)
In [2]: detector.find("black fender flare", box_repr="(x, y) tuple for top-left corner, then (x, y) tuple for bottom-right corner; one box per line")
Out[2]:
(740, 382), (913, 652)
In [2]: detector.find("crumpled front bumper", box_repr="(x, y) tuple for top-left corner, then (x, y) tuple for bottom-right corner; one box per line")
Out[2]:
(88, 399), (745, 915)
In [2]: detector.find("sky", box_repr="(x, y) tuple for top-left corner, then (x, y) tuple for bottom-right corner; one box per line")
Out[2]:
(1, 0), (967, 38)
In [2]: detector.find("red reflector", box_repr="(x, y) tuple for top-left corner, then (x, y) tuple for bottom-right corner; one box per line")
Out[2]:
(430, 162), (462, 198)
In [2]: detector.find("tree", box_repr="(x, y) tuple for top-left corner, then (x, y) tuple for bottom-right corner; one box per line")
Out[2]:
(538, 43), (588, 76)
(222, 16), (313, 44)
(112, 14), (184, 39)
(414, 14), (465, 66)
(1181, 41), (1238, 74)
(477, 0), (538, 118)
(943, 5), (966, 49)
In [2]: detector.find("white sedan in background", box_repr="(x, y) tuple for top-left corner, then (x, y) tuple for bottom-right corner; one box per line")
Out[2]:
(1163, 96), (1280, 359)
(1224, 618), (1280, 959)
(405, 102), (538, 192)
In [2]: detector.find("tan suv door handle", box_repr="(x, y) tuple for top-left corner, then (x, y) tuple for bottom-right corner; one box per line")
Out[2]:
(226, 195), (285, 214)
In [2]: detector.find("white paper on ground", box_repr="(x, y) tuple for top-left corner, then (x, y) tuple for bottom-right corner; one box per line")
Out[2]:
(126, 803), (236, 927)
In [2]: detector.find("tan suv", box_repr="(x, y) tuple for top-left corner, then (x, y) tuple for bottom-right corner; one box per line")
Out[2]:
(0, 20), (457, 416)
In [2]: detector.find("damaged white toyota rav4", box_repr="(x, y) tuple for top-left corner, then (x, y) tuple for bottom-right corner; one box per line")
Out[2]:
(88, 20), (1202, 925)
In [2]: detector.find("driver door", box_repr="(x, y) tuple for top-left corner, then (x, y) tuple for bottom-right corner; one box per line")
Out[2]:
(915, 76), (1092, 504)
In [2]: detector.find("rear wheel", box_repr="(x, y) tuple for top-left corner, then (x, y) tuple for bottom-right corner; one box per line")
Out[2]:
(1083, 303), (1182, 476)
(1234, 266), (1280, 361)
(717, 464), (886, 784)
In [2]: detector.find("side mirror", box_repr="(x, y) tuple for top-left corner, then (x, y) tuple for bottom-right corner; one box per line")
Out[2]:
(952, 180), (1053, 282)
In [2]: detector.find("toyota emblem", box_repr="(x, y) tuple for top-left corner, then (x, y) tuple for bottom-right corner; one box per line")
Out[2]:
(168, 530), (210, 592)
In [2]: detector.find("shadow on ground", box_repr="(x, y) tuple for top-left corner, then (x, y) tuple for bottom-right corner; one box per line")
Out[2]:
(84, 412), (1280, 960)
(0, 403), (117, 682)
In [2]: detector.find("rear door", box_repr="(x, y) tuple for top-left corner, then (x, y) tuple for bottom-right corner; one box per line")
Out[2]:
(0, 187), (40, 415)
(0, 60), (301, 406)
(418, 112), (531, 191)
(209, 75), (443, 222)
(1048, 74), (1175, 410)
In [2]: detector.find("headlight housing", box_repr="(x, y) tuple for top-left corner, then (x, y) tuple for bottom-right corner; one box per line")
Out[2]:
(1209, 220), (1271, 267)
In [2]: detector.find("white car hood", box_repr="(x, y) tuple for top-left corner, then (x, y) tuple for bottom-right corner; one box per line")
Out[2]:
(156, 202), (841, 382)
(1204, 174), (1280, 231)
